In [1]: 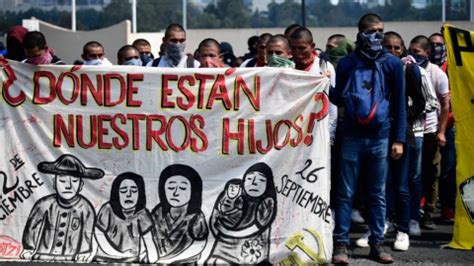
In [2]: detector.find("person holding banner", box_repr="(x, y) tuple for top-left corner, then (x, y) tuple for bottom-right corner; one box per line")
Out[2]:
(93, 172), (157, 263)
(81, 41), (113, 66)
(21, 154), (104, 262)
(151, 164), (208, 264)
(132, 38), (154, 66)
(22, 31), (64, 65)
(289, 27), (338, 147)
(148, 24), (199, 68)
(266, 34), (295, 68)
(197, 38), (225, 68)
(117, 45), (143, 66)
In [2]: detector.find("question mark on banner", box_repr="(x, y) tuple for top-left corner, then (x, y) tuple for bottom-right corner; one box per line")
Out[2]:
(279, 228), (326, 265)
(0, 58), (26, 106)
(304, 93), (329, 146)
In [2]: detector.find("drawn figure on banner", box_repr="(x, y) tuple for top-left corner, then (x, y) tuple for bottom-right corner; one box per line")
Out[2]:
(206, 162), (277, 264)
(21, 154), (104, 262)
(459, 176), (474, 224)
(93, 172), (158, 263)
(151, 164), (209, 263)
(215, 179), (244, 228)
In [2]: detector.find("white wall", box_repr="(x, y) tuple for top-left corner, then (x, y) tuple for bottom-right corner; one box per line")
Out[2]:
(3, 19), (474, 63)
(21, 19), (163, 64)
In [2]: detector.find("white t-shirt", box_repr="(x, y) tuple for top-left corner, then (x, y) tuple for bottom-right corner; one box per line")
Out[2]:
(423, 62), (449, 134)
(146, 54), (200, 68)
(239, 58), (254, 68)
(307, 58), (338, 144)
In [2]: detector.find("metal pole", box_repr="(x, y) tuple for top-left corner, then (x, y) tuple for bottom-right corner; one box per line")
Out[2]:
(442, 0), (446, 22)
(471, 0), (474, 22)
(132, 0), (137, 33)
(302, 0), (306, 27)
(72, 0), (76, 31)
(183, 0), (187, 29)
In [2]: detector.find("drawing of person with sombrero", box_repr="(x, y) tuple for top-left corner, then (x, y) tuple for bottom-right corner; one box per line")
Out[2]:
(21, 154), (104, 262)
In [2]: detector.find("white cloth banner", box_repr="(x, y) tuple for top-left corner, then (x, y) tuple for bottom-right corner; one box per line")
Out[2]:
(0, 59), (332, 264)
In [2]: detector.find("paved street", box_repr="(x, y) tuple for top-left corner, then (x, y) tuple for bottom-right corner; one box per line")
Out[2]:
(347, 219), (473, 265)
(2, 215), (473, 265)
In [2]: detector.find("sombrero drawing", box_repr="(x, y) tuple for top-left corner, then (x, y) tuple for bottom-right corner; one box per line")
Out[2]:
(38, 154), (104, 179)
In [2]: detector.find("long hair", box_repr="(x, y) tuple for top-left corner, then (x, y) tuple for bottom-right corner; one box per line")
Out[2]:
(242, 162), (276, 201)
(110, 172), (146, 219)
(158, 164), (203, 216)
(239, 162), (277, 231)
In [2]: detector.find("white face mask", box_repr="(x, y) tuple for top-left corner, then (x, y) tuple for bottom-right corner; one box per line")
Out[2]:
(83, 58), (104, 65)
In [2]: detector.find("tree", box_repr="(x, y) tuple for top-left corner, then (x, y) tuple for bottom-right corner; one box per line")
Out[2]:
(101, 0), (131, 28)
(267, 0), (302, 27)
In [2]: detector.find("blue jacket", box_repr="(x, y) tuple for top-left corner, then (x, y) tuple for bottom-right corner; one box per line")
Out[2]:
(329, 50), (406, 143)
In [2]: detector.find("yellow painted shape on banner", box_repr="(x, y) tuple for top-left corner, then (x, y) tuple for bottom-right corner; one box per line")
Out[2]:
(280, 228), (325, 265)
(443, 24), (474, 250)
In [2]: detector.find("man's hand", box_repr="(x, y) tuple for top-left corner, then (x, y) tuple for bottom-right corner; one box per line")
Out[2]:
(391, 142), (404, 160)
(437, 132), (447, 147)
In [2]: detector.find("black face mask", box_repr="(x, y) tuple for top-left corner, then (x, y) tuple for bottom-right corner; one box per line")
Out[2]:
(140, 53), (154, 66)
(357, 31), (384, 59)
(429, 43), (446, 66)
(409, 51), (429, 68)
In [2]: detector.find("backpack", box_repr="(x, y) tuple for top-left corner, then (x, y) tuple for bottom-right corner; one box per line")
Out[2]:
(342, 53), (391, 127)
(151, 55), (195, 68)
(412, 63), (439, 112)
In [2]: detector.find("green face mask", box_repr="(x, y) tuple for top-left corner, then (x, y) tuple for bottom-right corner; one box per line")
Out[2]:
(267, 54), (295, 69)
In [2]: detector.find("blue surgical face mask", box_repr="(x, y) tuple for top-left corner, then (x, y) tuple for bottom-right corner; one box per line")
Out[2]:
(83, 58), (104, 65)
(124, 58), (143, 66)
(165, 42), (186, 67)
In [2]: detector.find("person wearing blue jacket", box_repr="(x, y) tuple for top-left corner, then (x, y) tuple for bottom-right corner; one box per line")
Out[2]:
(329, 13), (406, 264)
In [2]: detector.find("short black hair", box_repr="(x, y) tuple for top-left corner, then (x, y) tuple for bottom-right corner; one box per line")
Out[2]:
(247, 35), (259, 48)
(109, 172), (147, 219)
(384, 31), (406, 55)
(267, 34), (290, 50)
(198, 38), (220, 52)
(410, 35), (431, 51)
(327, 34), (346, 47)
(284, 24), (302, 38)
(23, 31), (47, 50)
(358, 13), (383, 32)
(132, 38), (151, 47)
(327, 34), (345, 42)
(429, 32), (444, 42)
(258, 33), (273, 44)
(117, 44), (139, 62)
(384, 31), (404, 43)
(165, 23), (185, 38)
(83, 41), (103, 55)
(290, 27), (313, 44)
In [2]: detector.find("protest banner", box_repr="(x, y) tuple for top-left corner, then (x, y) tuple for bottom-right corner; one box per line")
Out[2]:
(444, 24), (474, 250)
(0, 59), (333, 263)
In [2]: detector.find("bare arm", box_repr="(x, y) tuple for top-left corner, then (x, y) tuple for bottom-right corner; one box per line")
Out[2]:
(437, 96), (450, 147)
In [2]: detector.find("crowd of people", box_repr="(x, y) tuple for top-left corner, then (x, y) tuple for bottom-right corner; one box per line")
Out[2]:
(0, 12), (456, 264)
